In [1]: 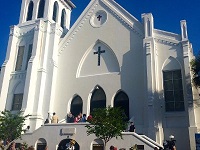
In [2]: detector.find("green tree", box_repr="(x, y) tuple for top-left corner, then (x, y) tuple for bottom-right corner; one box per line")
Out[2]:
(0, 110), (30, 145)
(85, 106), (128, 150)
(190, 55), (200, 87)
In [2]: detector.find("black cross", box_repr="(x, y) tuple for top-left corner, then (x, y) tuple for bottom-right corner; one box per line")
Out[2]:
(97, 15), (102, 21)
(94, 46), (105, 66)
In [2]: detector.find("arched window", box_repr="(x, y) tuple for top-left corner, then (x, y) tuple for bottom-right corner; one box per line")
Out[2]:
(90, 86), (106, 113)
(70, 95), (83, 117)
(37, 0), (45, 18)
(114, 91), (129, 119)
(60, 9), (66, 28)
(163, 70), (184, 112)
(162, 57), (185, 112)
(26, 1), (34, 21)
(52, 1), (58, 22)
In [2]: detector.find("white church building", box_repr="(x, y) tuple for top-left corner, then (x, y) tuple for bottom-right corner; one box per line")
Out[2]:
(0, 0), (199, 149)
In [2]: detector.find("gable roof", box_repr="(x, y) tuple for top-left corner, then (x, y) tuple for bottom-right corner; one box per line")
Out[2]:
(59, 0), (144, 55)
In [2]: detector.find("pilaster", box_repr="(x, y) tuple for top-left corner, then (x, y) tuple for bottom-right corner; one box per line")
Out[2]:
(142, 13), (163, 143)
(181, 20), (197, 149)
(0, 25), (20, 111)
(48, 23), (62, 114)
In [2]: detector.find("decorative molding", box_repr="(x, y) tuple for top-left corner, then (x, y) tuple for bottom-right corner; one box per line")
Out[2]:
(155, 38), (179, 46)
(50, 58), (58, 68)
(183, 51), (188, 57)
(50, 23), (63, 36)
(59, 3), (99, 55)
(102, 2), (143, 38)
(29, 56), (35, 63)
(10, 71), (26, 80)
(59, 1), (144, 55)
(2, 60), (8, 67)
(145, 42), (151, 55)
(9, 26), (20, 37)
(34, 20), (46, 32)
(61, 127), (76, 135)
(37, 68), (47, 73)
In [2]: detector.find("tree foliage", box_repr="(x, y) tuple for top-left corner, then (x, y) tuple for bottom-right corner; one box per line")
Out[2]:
(190, 55), (200, 87)
(85, 106), (128, 149)
(0, 110), (30, 143)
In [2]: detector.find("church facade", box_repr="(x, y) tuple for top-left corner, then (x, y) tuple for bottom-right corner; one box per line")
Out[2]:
(0, 0), (199, 149)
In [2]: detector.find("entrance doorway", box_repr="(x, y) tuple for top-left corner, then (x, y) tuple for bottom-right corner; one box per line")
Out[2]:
(57, 139), (79, 150)
(93, 144), (104, 150)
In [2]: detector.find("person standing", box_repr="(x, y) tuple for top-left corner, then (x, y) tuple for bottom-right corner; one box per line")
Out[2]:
(51, 112), (59, 123)
(129, 122), (135, 132)
(81, 114), (87, 122)
(67, 112), (74, 123)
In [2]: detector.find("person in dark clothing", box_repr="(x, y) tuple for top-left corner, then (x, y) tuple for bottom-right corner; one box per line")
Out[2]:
(129, 122), (135, 132)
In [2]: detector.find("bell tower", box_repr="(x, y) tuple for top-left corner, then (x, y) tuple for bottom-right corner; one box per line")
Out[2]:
(19, 0), (75, 30)
(0, 0), (75, 131)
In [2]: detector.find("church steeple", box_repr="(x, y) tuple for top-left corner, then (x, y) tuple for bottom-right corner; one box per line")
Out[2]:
(19, 0), (75, 30)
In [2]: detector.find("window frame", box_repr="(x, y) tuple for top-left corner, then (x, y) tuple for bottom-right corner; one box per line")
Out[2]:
(12, 93), (23, 111)
(163, 70), (185, 112)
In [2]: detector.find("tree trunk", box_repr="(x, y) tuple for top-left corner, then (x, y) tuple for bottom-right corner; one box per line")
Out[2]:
(104, 141), (107, 150)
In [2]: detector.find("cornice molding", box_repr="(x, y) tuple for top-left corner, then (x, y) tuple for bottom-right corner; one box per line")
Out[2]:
(9, 25), (20, 37)
(154, 38), (180, 46)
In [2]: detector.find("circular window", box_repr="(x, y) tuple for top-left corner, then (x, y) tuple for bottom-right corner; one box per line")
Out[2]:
(90, 10), (107, 28)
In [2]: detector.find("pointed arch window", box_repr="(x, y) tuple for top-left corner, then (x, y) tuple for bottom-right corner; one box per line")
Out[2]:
(26, 1), (34, 21)
(90, 86), (106, 113)
(12, 93), (23, 110)
(37, 0), (45, 18)
(70, 95), (83, 117)
(163, 70), (185, 112)
(114, 91), (129, 119)
(25, 44), (33, 69)
(52, 1), (58, 22)
(15, 46), (25, 71)
(60, 9), (66, 28)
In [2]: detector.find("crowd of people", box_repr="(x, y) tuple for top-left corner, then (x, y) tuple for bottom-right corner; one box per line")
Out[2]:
(1, 142), (48, 150)
(66, 112), (87, 123)
(43, 112), (90, 124)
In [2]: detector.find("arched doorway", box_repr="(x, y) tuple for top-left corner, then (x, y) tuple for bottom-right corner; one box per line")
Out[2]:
(70, 95), (83, 117)
(57, 139), (79, 150)
(36, 138), (47, 150)
(114, 91), (129, 119)
(92, 139), (104, 150)
(90, 86), (106, 113)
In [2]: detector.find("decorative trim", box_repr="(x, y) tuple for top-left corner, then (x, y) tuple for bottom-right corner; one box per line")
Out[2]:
(37, 68), (47, 73)
(2, 60), (8, 67)
(145, 42), (151, 55)
(102, 2), (143, 38)
(10, 71), (26, 80)
(59, 0), (144, 55)
(59, 3), (99, 55)
(50, 23), (62, 36)
(50, 58), (58, 68)
(9, 26), (20, 37)
(34, 20), (46, 32)
(155, 38), (180, 46)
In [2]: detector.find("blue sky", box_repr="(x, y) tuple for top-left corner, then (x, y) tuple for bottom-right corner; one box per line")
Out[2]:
(0, 0), (200, 66)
